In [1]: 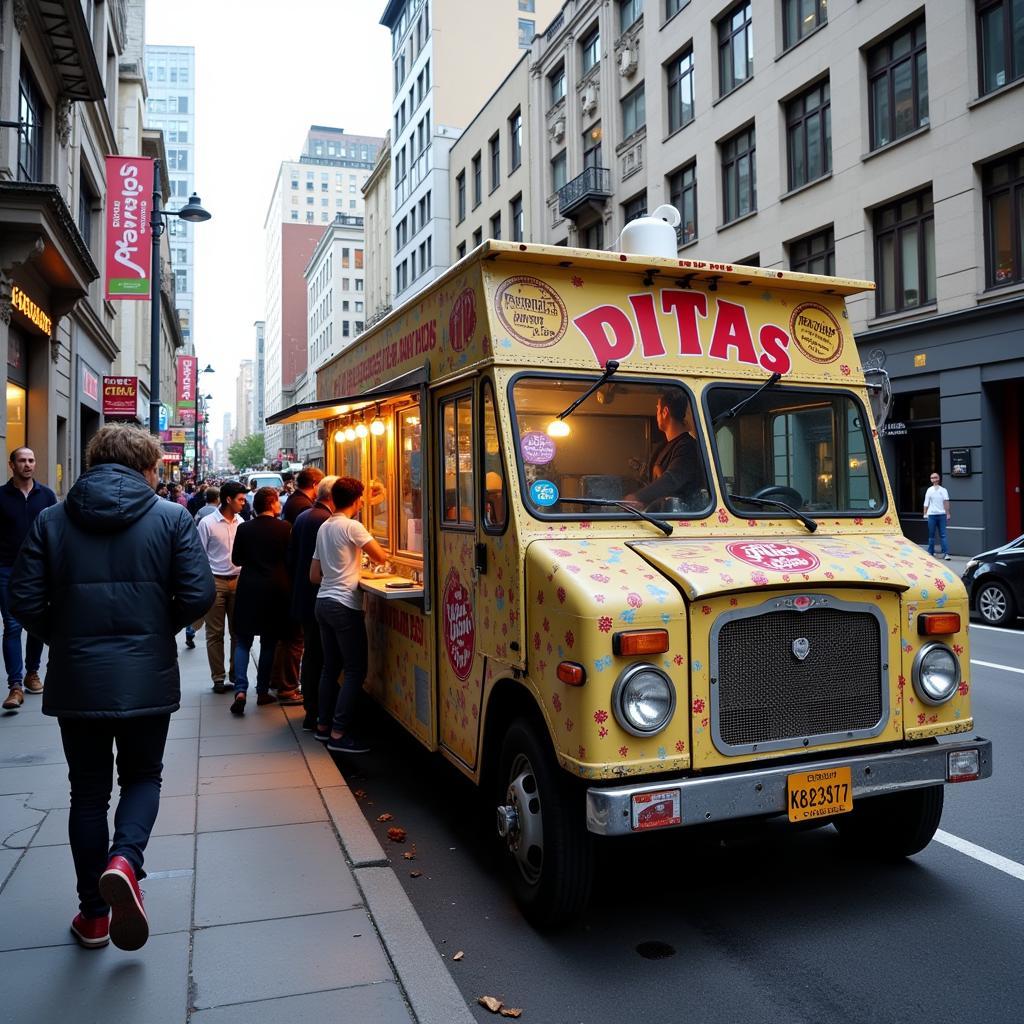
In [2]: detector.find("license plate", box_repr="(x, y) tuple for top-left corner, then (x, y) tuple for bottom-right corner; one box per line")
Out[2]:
(631, 788), (682, 831)
(786, 766), (853, 823)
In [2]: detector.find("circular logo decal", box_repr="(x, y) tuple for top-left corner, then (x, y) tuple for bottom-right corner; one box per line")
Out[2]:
(529, 479), (559, 507)
(726, 542), (821, 573)
(442, 568), (475, 681)
(448, 288), (477, 352)
(520, 431), (556, 465)
(789, 302), (843, 364)
(494, 275), (568, 348)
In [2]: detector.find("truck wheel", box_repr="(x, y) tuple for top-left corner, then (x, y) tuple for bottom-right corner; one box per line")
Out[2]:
(976, 580), (1015, 627)
(495, 718), (594, 927)
(833, 785), (944, 858)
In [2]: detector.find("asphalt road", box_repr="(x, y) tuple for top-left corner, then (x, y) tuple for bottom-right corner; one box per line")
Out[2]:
(335, 623), (1024, 1024)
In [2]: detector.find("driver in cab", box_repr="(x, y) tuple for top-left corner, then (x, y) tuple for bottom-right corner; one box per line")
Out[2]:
(624, 390), (701, 508)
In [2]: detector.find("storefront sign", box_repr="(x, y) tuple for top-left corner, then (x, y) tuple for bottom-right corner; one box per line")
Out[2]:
(10, 285), (52, 336)
(81, 364), (100, 404)
(881, 421), (908, 437)
(161, 443), (184, 463)
(102, 375), (138, 417)
(176, 354), (197, 412)
(950, 448), (972, 477)
(726, 542), (821, 573)
(104, 156), (154, 299)
(162, 428), (187, 443)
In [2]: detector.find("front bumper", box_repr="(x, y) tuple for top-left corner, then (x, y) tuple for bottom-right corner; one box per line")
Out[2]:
(585, 737), (993, 836)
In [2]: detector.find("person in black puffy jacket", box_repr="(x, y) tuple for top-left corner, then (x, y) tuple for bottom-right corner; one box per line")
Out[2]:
(9, 424), (214, 952)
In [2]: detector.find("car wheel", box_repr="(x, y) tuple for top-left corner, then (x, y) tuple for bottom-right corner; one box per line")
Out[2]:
(834, 785), (944, 858)
(495, 718), (594, 927)
(976, 579), (1015, 627)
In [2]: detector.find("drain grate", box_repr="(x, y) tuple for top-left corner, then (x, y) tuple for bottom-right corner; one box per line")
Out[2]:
(636, 941), (676, 960)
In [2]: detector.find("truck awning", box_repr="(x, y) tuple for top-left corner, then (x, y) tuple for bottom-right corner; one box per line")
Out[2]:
(265, 364), (429, 426)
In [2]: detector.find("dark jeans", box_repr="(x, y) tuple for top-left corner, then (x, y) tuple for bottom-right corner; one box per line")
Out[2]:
(927, 513), (949, 556)
(0, 564), (43, 687)
(58, 714), (171, 918)
(315, 599), (367, 735)
(300, 617), (324, 717)
(233, 633), (276, 696)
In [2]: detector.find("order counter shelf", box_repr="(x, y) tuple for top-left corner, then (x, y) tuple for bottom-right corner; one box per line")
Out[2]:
(358, 575), (425, 601)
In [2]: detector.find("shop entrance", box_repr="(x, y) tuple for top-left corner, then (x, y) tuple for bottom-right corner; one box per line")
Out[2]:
(1001, 380), (1023, 540)
(889, 389), (941, 544)
(6, 327), (28, 454)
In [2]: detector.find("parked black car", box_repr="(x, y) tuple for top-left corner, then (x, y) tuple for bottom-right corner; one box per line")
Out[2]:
(961, 534), (1024, 627)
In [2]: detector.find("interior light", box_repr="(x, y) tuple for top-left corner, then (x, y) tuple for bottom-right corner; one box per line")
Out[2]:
(344, 426), (356, 442)
(546, 419), (571, 438)
(370, 417), (386, 435)
(355, 422), (369, 438)
(333, 429), (345, 444)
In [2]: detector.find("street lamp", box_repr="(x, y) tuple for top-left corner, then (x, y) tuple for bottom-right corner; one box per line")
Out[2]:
(149, 161), (211, 434)
(195, 390), (212, 478)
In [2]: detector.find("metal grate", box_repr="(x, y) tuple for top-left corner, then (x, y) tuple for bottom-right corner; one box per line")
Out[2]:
(716, 608), (883, 748)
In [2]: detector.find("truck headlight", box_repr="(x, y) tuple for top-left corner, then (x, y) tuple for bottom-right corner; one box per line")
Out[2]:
(912, 643), (961, 705)
(613, 665), (676, 736)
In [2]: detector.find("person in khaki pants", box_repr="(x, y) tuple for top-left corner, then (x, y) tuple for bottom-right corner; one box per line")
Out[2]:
(196, 482), (247, 693)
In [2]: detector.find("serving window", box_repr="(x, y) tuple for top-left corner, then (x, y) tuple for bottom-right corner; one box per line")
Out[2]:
(480, 379), (508, 532)
(369, 420), (390, 546)
(440, 391), (475, 528)
(398, 405), (424, 553)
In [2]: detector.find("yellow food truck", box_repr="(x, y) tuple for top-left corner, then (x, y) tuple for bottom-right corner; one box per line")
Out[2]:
(269, 241), (992, 926)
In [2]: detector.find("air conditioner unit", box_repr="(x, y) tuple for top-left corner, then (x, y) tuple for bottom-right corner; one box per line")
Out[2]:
(619, 47), (638, 77)
(581, 87), (597, 115)
(549, 119), (565, 142)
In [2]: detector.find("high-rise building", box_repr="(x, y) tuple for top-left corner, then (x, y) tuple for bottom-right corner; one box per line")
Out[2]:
(144, 44), (196, 352)
(223, 411), (234, 449)
(253, 320), (265, 435)
(236, 359), (254, 441)
(263, 126), (384, 462)
(381, 0), (562, 305)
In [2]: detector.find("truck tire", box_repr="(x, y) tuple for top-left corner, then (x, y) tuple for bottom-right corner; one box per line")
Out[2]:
(833, 784), (944, 858)
(495, 718), (594, 927)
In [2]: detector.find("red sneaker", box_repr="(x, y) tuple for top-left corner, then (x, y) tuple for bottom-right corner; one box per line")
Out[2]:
(70, 912), (110, 949)
(98, 855), (149, 951)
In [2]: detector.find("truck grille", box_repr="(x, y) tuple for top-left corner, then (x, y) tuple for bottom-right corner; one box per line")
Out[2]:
(714, 605), (884, 753)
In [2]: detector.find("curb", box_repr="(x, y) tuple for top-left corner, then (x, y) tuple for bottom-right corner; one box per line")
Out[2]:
(283, 709), (475, 1024)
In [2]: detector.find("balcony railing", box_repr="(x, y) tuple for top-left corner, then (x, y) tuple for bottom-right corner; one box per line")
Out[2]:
(557, 166), (612, 218)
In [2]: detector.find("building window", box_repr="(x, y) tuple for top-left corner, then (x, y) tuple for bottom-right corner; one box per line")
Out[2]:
(668, 161), (697, 244)
(620, 0), (643, 34)
(717, 2), (753, 96)
(782, 0), (827, 50)
(580, 220), (604, 250)
(789, 226), (835, 276)
(490, 212), (502, 240)
(621, 83), (646, 137)
(623, 191), (647, 223)
(457, 241), (467, 259)
(983, 150), (1024, 287)
(786, 79), (831, 191)
(666, 0), (689, 19)
(509, 109), (523, 170)
(473, 227), (483, 247)
(978, 0), (1024, 94)
(549, 64), (566, 105)
(873, 190), (935, 315)
(518, 18), (535, 48)
(583, 126), (602, 169)
(519, 0), (535, 10)
(17, 62), (44, 182)
(581, 26), (601, 74)
(489, 134), (501, 191)
(456, 171), (466, 222)
(441, 393), (475, 527)
(510, 194), (524, 241)
(721, 124), (756, 223)
(78, 172), (97, 252)
(472, 152), (482, 207)
(551, 150), (567, 192)
(867, 19), (929, 150)
(666, 47), (695, 133)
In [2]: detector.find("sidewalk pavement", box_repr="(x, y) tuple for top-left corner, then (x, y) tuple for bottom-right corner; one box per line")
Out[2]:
(0, 636), (474, 1024)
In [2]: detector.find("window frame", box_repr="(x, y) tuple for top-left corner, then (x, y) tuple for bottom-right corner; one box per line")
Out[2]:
(479, 378), (510, 535)
(721, 124), (757, 224)
(549, 63), (567, 106)
(785, 78), (831, 191)
(976, 0), (1024, 94)
(489, 133), (501, 192)
(619, 0), (644, 35)
(456, 170), (466, 223)
(717, 1), (753, 97)
(510, 193), (524, 242)
(17, 61), (44, 183)
(439, 389), (476, 532)
(668, 161), (698, 245)
(551, 149), (568, 193)
(982, 150), (1024, 288)
(873, 189), (935, 315)
(472, 152), (482, 208)
(509, 108), (523, 171)
(621, 82), (646, 138)
(666, 46), (695, 134)
(782, 0), (827, 51)
(867, 18), (929, 151)
(623, 191), (647, 224)
(788, 226), (835, 276)
(581, 25), (601, 74)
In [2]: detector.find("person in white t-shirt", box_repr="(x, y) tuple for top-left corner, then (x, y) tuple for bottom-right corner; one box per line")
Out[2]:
(310, 476), (387, 753)
(922, 471), (951, 560)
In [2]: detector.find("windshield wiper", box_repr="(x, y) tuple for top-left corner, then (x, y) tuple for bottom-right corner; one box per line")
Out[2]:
(554, 496), (673, 536)
(712, 372), (782, 427)
(553, 360), (620, 424)
(729, 493), (818, 533)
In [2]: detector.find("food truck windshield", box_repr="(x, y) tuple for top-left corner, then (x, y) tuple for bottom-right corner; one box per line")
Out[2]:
(511, 375), (886, 524)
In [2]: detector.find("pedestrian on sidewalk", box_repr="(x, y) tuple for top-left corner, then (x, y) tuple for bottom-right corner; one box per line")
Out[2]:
(271, 467), (324, 703)
(185, 488), (222, 651)
(196, 481), (247, 692)
(229, 487), (294, 715)
(923, 471), (952, 560)
(311, 477), (387, 752)
(8, 423), (214, 951)
(0, 447), (57, 709)
(288, 475), (336, 731)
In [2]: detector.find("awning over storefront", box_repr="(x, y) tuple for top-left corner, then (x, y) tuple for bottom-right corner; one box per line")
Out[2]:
(266, 364), (429, 426)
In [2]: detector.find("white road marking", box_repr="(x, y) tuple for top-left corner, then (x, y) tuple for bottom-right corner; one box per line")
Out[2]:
(970, 623), (1024, 635)
(935, 831), (1024, 883)
(970, 660), (1024, 676)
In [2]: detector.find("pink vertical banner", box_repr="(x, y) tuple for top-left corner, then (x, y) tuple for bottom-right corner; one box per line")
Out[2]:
(176, 354), (197, 415)
(104, 156), (154, 300)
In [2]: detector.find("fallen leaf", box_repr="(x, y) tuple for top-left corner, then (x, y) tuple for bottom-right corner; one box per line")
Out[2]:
(386, 827), (407, 843)
(403, 851), (416, 860)
(353, 789), (367, 798)
(453, 950), (464, 961)
(478, 996), (503, 1013)
(409, 870), (422, 878)
(500, 1010), (523, 1019)
(377, 813), (394, 822)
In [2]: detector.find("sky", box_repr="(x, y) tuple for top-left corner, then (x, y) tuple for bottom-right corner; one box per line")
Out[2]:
(144, 0), (393, 445)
